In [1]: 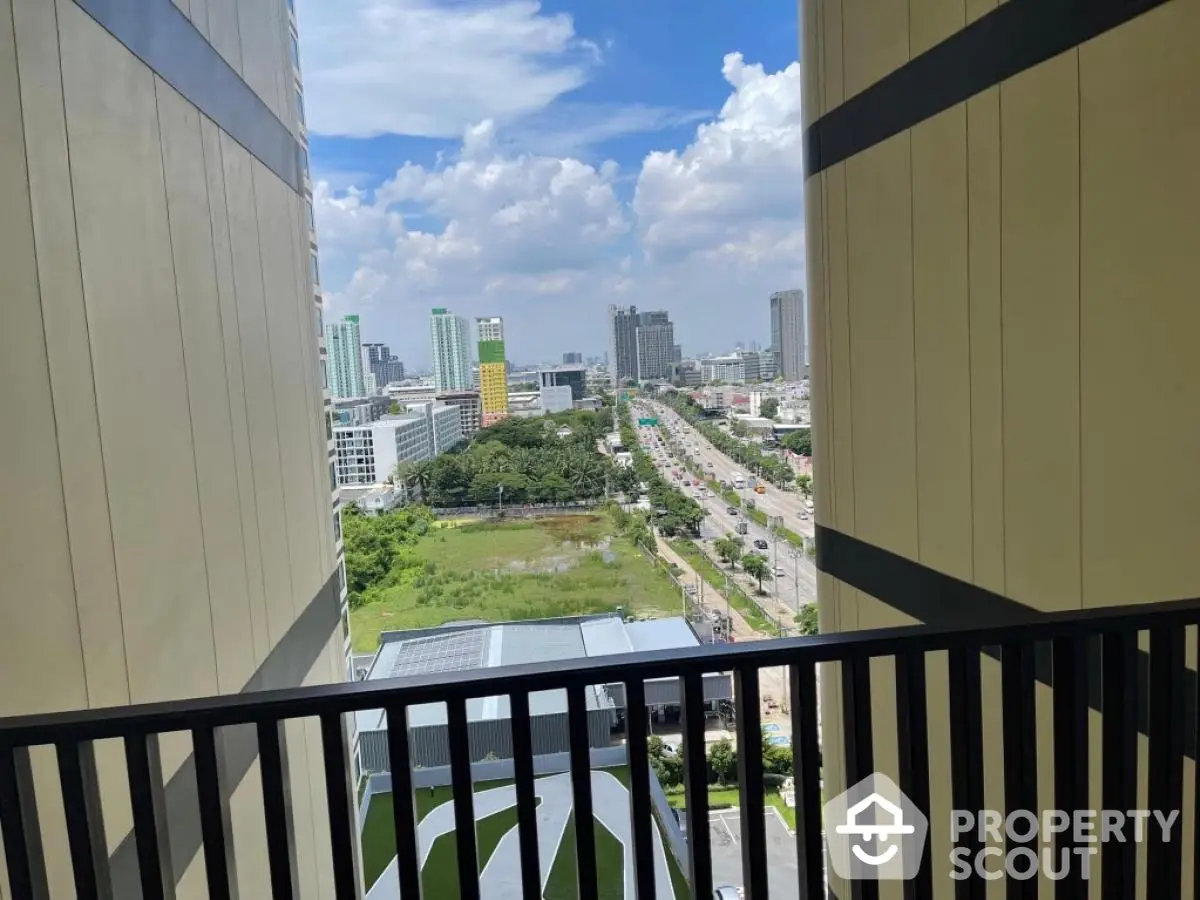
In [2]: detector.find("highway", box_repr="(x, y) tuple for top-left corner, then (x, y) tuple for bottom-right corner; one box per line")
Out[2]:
(631, 401), (818, 615)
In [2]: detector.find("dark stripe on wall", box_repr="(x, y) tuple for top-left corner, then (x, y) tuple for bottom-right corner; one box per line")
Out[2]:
(107, 570), (342, 898)
(815, 524), (1197, 760)
(803, 0), (1173, 177)
(72, 0), (302, 192)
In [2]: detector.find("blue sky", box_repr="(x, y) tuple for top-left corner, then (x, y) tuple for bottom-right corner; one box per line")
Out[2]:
(298, 0), (804, 368)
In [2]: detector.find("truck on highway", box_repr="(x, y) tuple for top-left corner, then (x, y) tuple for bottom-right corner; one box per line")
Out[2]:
(747, 476), (757, 490)
(732, 473), (745, 488)
(736, 521), (749, 535)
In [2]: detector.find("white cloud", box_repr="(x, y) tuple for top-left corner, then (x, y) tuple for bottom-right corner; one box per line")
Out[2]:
(634, 53), (804, 264)
(297, 0), (595, 138)
(313, 53), (805, 363)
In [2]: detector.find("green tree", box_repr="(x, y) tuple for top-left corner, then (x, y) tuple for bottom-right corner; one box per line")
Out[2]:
(759, 397), (779, 420)
(762, 737), (792, 776)
(741, 553), (772, 594)
(795, 603), (819, 636)
(781, 429), (812, 457)
(388, 400), (401, 414)
(707, 739), (736, 786)
(794, 473), (813, 500)
(730, 420), (749, 438)
(713, 535), (744, 569)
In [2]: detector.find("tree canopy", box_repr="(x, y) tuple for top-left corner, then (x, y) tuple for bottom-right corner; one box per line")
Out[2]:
(397, 409), (627, 507)
(780, 428), (812, 457)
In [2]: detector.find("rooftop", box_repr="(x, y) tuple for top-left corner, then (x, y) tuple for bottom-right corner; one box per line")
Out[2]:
(357, 614), (702, 732)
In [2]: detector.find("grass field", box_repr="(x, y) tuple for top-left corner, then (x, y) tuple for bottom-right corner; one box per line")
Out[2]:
(351, 514), (684, 651)
(665, 785), (797, 830)
(361, 769), (692, 898)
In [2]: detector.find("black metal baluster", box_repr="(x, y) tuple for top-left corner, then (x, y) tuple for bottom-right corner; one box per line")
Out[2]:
(735, 666), (768, 899)
(1000, 642), (1036, 900)
(509, 691), (542, 900)
(0, 743), (50, 900)
(56, 739), (113, 900)
(384, 702), (423, 900)
(947, 646), (983, 900)
(790, 659), (823, 900)
(567, 682), (599, 900)
(446, 697), (480, 900)
(1100, 630), (1137, 900)
(842, 655), (877, 900)
(895, 652), (930, 900)
(320, 712), (361, 899)
(681, 672), (713, 898)
(192, 727), (238, 900)
(623, 678), (656, 900)
(1051, 636), (1090, 900)
(124, 732), (175, 900)
(1146, 627), (1184, 897)
(257, 719), (299, 900)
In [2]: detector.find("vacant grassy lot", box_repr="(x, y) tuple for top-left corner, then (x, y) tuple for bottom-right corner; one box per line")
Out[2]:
(351, 515), (684, 651)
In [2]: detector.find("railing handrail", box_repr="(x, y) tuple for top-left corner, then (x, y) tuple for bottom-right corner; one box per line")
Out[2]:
(2, 594), (1198, 745)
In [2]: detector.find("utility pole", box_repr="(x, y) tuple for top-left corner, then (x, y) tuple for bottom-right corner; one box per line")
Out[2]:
(498, 484), (504, 517)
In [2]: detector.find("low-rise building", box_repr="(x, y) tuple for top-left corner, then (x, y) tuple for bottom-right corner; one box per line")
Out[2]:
(354, 614), (732, 772)
(540, 384), (574, 413)
(332, 394), (392, 426)
(538, 365), (587, 401)
(699, 355), (746, 384)
(333, 403), (463, 487)
(436, 390), (482, 439)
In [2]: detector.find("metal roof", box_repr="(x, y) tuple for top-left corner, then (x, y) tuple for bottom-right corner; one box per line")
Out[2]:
(359, 614), (703, 731)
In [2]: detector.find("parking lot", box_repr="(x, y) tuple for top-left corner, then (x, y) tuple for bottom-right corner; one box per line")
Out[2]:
(709, 808), (798, 895)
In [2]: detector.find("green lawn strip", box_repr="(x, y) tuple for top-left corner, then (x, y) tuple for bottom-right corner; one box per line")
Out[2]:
(743, 506), (768, 527)
(667, 540), (773, 634)
(351, 514), (683, 650)
(360, 779), (514, 890)
(543, 814), (627, 900)
(765, 792), (796, 830)
(420, 800), (533, 898)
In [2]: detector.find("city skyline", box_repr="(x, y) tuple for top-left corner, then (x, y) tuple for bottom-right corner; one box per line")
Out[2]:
(298, 0), (802, 368)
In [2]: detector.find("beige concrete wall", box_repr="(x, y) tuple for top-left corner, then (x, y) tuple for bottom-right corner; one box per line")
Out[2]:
(0, 1), (336, 897)
(803, 0), (1200, 896)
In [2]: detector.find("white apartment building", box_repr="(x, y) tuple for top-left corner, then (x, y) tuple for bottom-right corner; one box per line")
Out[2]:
(333, 404), (463, 487)
(429, 307), (472, 391)
(700, 355), (747, 384)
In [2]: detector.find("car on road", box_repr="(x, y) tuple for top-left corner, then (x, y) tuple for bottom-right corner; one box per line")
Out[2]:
(726, 506), (738, 515)
(753, 539), (769, 550)
(773, 566), (786, 577)
(706, 461), (714, 467)
(754, 484), (766, 494)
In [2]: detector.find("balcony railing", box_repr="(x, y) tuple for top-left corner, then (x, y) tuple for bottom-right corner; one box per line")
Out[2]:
(2, 597), (1199, 899)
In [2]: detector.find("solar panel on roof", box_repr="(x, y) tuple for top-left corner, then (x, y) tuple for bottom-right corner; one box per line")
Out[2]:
(388, 630), (486, 678)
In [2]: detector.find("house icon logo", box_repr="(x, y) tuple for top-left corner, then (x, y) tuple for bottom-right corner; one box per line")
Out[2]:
(824, 774), (928, 881)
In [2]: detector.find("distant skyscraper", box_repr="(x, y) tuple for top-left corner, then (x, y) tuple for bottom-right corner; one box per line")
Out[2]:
(607, 305), (640, 384)
(363, 342), (404, 388)
(325, 314), (367, 398)
(770, 289), (807, 380)
(635, 310), (675, 381)
(563, 351), (583, 365)
(477, 316), (509, 425)
(430, 308), (472, 392)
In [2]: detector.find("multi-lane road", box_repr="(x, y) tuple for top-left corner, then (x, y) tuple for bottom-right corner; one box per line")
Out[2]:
(631, 400), (818, 614)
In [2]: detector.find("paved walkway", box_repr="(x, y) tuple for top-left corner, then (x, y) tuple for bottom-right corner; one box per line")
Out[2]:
(365, 772), (676, 900)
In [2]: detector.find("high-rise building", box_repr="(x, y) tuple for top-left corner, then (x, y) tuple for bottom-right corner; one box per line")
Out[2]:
(607, 304), (640, 384)
(563, 351), (583, 365)
(477, 316), (509, 425)
(0, 2), (346, 895)
(325, 314), (367, 398)
(634, 310), (675, 381)
(769, 289), (807, 380)
(363, 342), (404, 388)
(430, 308), (471, 391)
(538, 365), (587, 401)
